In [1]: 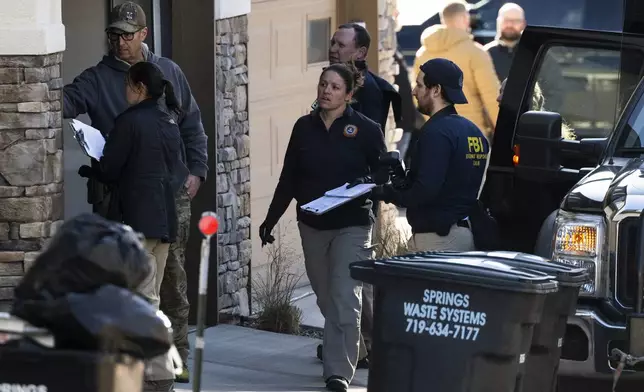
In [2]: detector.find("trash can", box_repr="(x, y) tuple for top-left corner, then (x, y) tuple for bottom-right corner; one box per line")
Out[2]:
(406, 251), (588, 392)
(350, 255), (558, 392)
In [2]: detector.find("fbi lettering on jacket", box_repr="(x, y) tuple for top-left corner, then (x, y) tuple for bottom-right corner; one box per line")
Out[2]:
(465, 136), (488, 166)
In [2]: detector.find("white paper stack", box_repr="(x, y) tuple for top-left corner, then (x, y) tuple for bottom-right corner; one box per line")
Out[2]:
(300, 183), (376, 215)
(69, 119), (106, 160)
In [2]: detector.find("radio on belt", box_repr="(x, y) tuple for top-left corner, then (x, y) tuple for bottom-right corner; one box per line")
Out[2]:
(350, 253), (558, 392)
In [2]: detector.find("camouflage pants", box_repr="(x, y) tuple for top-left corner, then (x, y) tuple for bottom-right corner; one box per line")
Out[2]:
(159, 190), (192, 363)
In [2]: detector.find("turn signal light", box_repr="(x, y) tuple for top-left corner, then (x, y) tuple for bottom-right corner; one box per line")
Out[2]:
(512, 144), (520, 166)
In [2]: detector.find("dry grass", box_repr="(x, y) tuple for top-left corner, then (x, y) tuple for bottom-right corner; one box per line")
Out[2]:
(251, 229), (304, 335)
(374, 214), (411, 259)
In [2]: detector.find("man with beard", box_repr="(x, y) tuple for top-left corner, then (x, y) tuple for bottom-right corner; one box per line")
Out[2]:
(374, 58), (489, 252)
(485, 3), (564, 109)
(484, 3), (526, 81)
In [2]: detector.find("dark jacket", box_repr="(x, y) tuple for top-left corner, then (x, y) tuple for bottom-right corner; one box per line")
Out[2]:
(484, 40), (565, 109)
(353, 61), (403, 133)
(389, 106), (489, 235)
(63, 45), (207, 207)
(264, 106), (387, 231)
(394, 51), (424, 132)
(97, 99), (189, 242)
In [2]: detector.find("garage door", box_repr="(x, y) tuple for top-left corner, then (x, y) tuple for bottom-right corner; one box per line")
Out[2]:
(248, 0), (336, 284)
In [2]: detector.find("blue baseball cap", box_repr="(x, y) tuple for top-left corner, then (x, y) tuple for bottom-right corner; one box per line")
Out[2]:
(419, 58), (468, 105)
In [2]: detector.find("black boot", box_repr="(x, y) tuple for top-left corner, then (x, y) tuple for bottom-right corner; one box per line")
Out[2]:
(325, 376), (349, 392)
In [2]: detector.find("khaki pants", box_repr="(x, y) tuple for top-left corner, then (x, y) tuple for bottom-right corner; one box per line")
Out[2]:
(136, 238), (174, 384)
(298, 222), (373, 382)
(408, 224), (476, 252)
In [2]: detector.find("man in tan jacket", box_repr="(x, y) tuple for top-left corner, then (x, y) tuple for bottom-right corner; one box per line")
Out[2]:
(413, 0), (500, 138)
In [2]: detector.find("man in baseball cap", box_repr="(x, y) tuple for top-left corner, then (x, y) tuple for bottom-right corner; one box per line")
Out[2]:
(373, 57), (490, 254)
(63, 1), (209, 388)
(107, 1), (147, 33)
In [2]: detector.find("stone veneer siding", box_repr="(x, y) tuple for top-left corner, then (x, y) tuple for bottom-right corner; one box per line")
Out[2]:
(0, 54), (64, 306)
(376, 0), (403, 229)
(215, 15), (252, 317)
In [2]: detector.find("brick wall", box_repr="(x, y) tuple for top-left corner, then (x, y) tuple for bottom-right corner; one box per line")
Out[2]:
(0, 54), (64, 308)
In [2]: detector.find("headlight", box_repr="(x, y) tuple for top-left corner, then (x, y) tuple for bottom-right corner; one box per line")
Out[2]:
(552, 211), (605, 296)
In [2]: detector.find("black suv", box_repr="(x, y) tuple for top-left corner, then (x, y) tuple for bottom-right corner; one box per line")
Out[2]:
(486, 15), (644, 381)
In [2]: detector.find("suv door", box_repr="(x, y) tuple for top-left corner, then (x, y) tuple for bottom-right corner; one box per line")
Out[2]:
(483, 26), (644, 254)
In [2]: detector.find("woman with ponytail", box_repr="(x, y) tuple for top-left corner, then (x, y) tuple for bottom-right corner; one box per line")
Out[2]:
(78, 60), (189, 391)
(260, 61), (386, 391)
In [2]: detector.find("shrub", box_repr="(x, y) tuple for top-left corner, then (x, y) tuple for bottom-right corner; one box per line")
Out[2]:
(251, 228), (304, 335)
(374, 214), (411, 259)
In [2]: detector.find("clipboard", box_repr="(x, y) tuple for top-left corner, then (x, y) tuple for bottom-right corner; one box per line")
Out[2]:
(300, 182), (376, 215)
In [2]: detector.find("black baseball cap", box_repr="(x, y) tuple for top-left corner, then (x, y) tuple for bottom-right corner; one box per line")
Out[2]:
(419, 58), (468, 105)
(106, 2), (147, 33)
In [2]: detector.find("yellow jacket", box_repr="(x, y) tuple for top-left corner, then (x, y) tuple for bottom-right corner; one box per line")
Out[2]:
(413, 25), (500, 138)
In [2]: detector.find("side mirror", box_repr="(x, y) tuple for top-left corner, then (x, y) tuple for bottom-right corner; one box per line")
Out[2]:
(514, 111), (577, 181)
(514, 111), (563, 169)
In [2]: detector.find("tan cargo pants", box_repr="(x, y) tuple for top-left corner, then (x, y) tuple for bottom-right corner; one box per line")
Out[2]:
(298, 222), (373, 382)
(137, 238), (175, 385)
(408, 224), (476, 252)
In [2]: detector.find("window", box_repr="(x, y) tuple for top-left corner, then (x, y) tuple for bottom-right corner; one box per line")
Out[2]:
(527, 46), (622, 140)
(307, 18), (331, 65)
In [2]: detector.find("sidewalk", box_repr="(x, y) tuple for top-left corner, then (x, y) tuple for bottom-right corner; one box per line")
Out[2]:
(176, 324), (367, 391)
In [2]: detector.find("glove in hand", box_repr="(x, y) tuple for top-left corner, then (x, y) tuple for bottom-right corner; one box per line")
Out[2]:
(259, 221), (275, 247)
(78, 165), (94, 179)
(371, 184), (395, 203)
(347, 176), (372, 189)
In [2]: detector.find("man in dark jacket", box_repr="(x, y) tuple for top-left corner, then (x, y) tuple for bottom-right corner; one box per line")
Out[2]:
(62, 2), (206, 383)
(376, 58), (489, 252)
(484, 3), (564, 110)
(328, 22), (403, 133)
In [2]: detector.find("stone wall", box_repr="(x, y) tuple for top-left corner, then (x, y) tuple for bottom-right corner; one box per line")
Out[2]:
(376, 0), (403, 231)
(215, 15), (251, 317)
(0, 54), (64, 306)
(379, 0), (399, 147)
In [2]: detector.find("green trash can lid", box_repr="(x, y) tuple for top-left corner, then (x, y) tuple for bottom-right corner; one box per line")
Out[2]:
(379, 255), (558, 295)
(408, 251), (588, 287)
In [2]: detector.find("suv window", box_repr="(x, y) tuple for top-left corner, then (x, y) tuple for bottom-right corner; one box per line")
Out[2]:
(527, 45), (622, 140)
(616, 87), (644, 150)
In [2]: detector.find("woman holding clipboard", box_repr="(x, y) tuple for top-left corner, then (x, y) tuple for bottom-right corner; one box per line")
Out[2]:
(259, 62), (386, 392)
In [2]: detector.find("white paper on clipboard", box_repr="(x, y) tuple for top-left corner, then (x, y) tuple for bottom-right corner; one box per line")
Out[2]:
(69, 119), (105, 160)
(324, 182), (376, 198)
(301, 182), (376, 215)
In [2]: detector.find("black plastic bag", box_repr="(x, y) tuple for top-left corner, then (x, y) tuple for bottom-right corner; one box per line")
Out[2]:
(13, 212), (151, 302)
(12, 285), (171, 360)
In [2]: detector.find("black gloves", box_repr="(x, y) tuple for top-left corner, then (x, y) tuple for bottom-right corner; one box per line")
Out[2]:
(78, 165), (95, 178)
(347, 175), (373, 189)
(371, 184), (395, 204)
(259, 221), (275, 247)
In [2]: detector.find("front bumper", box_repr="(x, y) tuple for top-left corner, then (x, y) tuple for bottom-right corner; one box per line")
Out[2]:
(559, 308), (644, 379)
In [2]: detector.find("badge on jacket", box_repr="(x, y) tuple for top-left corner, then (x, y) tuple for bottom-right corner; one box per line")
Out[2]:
(343, 124), (358, 138)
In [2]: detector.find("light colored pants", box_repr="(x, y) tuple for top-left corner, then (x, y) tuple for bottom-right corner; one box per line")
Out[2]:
(136, 238), (174, 384)
(298, 222), (373, 382)
(408, 224), (476, 252)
